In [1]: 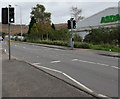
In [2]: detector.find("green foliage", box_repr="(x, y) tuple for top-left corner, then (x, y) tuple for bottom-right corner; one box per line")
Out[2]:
(29, 24), (39, 40)
(74, 42), (90, 49)
(28, 17), (36, 35)
(84, 26), (119, 46)
(49, 29), (71, 41)
(73, 34), (82, 42)
(30, 4), (51, 22)
(27, 40), (69, 47)
(28, 4), (52, 40)
(2, 32), (6, 39)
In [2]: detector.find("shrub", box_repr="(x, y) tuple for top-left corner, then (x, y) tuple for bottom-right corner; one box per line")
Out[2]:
(74, 42), (90, 49)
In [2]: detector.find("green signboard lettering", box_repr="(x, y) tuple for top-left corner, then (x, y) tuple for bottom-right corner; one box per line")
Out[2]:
(101, 14), (120, 23)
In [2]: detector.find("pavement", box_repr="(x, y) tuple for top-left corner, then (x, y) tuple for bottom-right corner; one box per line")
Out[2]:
(17, 41), (120, 58)
(2, 52), (93, 97)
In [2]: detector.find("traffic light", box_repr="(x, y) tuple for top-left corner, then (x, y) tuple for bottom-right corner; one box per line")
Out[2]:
(9, 8), (14, 23)
(2, 8), (8, 24)
(67, 20), (76, 29)
(73, 20), (76, 29)
(67, 20), (71, 29)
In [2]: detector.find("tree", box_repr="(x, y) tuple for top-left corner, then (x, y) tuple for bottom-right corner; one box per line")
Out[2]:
(51, 23), (55, 30)
(30, 4), (51, 23)
(29, 23), (39, 40)
(28, 16), (36, 35)
(70, 6), (84, 22)
(28, 4), (52, 40)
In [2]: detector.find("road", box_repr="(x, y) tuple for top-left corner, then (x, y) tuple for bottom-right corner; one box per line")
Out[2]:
(2, 41), (118, 97)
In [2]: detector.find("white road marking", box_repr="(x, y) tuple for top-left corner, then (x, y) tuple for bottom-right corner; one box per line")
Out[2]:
(23, 47), (26, 49)
(33, 64), (62, 73)
(96, 63), (109, 66)
(62, 72), (93, 93)
(50, 60), (61, 63)
(72, 59), (79, 61)
(111, 66), (120, 69)
(32, 63), (94, 93)
(32, 63), (41, 65)
(78, 60), (96, 65)
(72, 59), (119, 69)
(98, 94), (108, 97)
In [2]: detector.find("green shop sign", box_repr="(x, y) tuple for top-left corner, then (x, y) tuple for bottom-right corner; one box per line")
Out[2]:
(100, 14), (120, 23)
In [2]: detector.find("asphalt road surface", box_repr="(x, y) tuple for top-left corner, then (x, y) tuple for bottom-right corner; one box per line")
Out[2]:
(2, 41), (119, 97)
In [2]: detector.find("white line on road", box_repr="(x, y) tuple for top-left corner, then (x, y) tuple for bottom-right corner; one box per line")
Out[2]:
(50, 60), (61, 63)
(96, 63), (109, 66)
(33, 64), (62, 73)
(72, 58), (118, 69)
(62, 72), (93, 93)
(72, 59), (79, 61)
(111, 66), (120, 69)
(32, 63), (41, 65)
(23, 47), (26, 49)
(32, 63), (94, 93)
(98, 94), (108, 98)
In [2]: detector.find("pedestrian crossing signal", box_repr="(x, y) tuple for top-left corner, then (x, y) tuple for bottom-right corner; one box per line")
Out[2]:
(73, 20), (76, 29)
(9, 8), (14, 23)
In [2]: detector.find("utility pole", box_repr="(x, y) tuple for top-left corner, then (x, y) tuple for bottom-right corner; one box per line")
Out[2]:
(15, 5), (22, 40)
(8, 5), (11, 60)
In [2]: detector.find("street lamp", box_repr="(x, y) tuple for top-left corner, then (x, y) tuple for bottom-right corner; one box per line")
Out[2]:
(15, 5), (22, 40)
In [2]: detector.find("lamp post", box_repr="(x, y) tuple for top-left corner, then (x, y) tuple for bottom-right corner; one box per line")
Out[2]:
(15, 5), (22, 40)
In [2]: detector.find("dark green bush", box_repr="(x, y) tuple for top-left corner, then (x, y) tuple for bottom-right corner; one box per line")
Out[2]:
(74, 42), (90, 49)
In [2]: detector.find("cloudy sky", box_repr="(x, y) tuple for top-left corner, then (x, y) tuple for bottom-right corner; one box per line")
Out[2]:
(0, 0), (119, 25)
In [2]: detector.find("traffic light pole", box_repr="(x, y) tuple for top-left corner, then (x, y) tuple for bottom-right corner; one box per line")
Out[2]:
(8, 5), (11, 60)
(8, 23), (11, 60)
(70, 18), (74, 49)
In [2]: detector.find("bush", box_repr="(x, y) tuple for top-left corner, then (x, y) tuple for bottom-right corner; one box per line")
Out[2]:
(84, 26), (119, 45)
(23, 40), (120, 52)
(74, 42), (90, 49)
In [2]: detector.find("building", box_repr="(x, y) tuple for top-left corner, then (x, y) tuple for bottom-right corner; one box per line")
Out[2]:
(76, 7), (119, 39)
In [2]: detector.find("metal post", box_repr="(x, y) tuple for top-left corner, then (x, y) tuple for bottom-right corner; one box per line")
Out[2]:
(20, 6), (22, 41)
(70, 18), (74, 49)
(15, 5), (22, 40)
(8, 5), (11, 60)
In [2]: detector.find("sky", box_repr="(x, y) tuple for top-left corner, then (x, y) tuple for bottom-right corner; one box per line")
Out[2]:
(0, 0), (119, 25)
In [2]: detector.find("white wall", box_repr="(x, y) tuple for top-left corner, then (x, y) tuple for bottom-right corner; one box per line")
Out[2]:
(77, 7), (118, 29)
